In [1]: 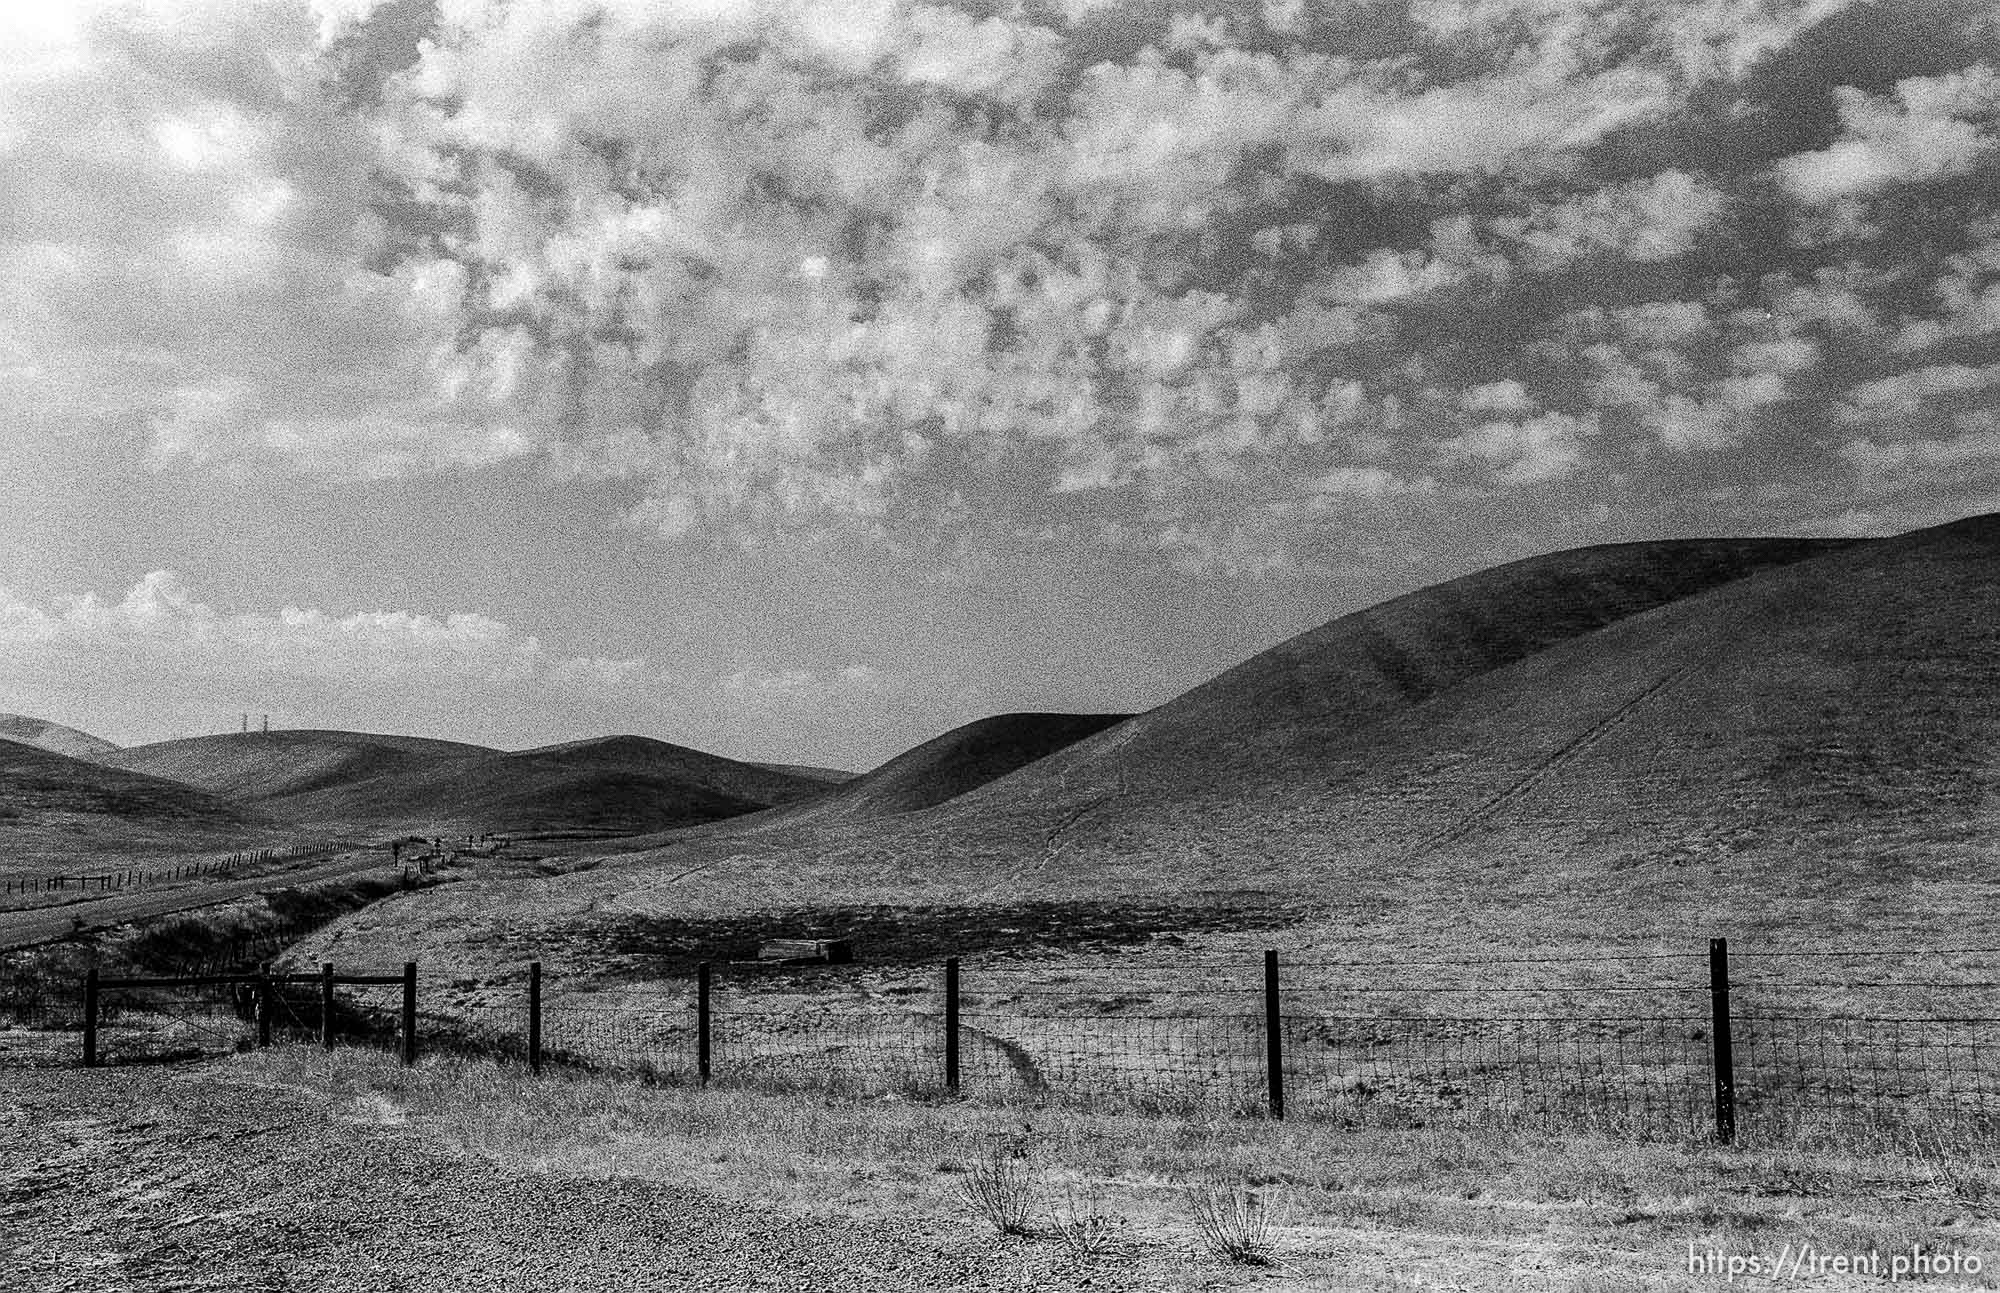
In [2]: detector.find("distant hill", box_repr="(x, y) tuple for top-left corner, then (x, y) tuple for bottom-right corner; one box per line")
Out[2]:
(0, 714), (120, 762)
(588, 529), (1925, 903)
(751, 763), (858, 784)
(790, 712), (1132, 822)
(835, 520), (1988, 899)
(261, 734), (832, 835)
(105, 730), (496, 802)
(283, 513), (2000, 983)
(0, 739), (264, 862)
(1008, 535), (1855, 810)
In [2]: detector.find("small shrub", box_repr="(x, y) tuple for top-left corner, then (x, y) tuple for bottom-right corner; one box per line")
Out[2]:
(1050, 1185), (1125, 1262)
(1188, 1183), (1277, 1266)
(960, 1150), (1034, 1235)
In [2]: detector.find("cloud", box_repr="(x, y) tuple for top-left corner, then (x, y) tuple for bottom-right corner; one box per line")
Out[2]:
(1840, 413), (2000, 480)
(1459, 379), (1540, 415)
(1491, 170), (1728, 270)
(1307, 466), (1439, 499)
(1834, 362), (2000, 424)
(1888, 230), (2000, 353)
(1440, 410), (1597, 485)
(0, 571), (564, 686)
(1775, 64), (2000, 203)
(720, 663), (893, 704)
(4, 0), (1996, 574)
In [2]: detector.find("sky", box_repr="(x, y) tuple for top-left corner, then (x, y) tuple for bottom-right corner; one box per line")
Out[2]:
(1, 0), (1997, 769)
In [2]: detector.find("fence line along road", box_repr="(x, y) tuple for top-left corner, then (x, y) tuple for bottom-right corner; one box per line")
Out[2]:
(1, 846), (321, 901)
(0, 848), (423, 953)
(20, 938), (1998, 1144)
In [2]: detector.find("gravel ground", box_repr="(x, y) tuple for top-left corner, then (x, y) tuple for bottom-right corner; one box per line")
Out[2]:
(0, 1061), (1208, 1293)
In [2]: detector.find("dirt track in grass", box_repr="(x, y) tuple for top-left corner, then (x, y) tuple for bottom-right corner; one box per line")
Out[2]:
(8, 1048), (1991, 1292)
(0, 1060), (1171, 1293)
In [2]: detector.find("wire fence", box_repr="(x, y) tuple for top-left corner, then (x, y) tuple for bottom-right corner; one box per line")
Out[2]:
(8, 942), (1999, 1143)
(1, 844), (323, 904)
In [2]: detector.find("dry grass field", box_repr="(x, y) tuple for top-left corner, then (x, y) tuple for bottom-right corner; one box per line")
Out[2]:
(273, 517), (2000, 1023)
(8, 1044), (1991, 1291)
(0, 713), (121, 762)
(95, 730), (832, 837)
(7, 514), (2000, 1287)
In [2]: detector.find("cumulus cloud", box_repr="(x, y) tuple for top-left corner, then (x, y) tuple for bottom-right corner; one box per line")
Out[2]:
(1840, 417), (2000, 478)
(1491, 170), (1728, 270)
(1440, 410), (1597, 485)
(1889, 230), (2000, 353)
(1834, 362), (2000, 424)
(721, 663), (893, 703)
(1775, 65), (2000, 203)
(0, 571), (569, 686)
(4, 0), (1996, 572)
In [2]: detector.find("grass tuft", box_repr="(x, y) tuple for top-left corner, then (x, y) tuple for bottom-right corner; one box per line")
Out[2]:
(1050, 1184), (1126, 1262)
(959, 1146), (1035, 1236)
(1187, 1182), (1277, 1266)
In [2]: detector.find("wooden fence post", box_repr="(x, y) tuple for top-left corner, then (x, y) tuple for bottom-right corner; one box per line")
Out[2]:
(83, 968), (99, 1068)
(1709, 937), (1736, 1145)
(944, 957), (960, 1095)
(320, 963), (335, 1049)
(696, 962), (712, 1085)
(1264, 949), (1285, 1120)
(257, 964), (272, 1048)
(528, 961), (542, 1076)
(401, 962), (417, 1066)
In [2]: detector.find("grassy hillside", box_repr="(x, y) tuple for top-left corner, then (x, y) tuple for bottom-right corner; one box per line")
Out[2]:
(0, 714), (120, 762)
(305, 523), (2000, 985)
(0, 739), (273, 864)
(266, 512), (2000, 1012)
(771, 712), (1133, 825)
(104, 730), (496, 802)
(828, 517), (1993, 903)
(265, 734), (833, 836)
(750, 763), (857, 784)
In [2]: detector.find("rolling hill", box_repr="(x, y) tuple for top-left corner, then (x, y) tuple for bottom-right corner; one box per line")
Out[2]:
(222, 513), (2000, 988)
(104, 730), (497, 802)
(98, 729), (838, 838)
(0, 739), (268, 862)
(256, 734), (833, 835)
(782, 711), (1133, 823)
(823, 515), (1993, 904)
(0, 714), (120, 762)
(750, 763), (858, 784)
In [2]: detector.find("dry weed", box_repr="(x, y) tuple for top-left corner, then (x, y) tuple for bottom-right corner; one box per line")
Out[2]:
(959, 1148), (1034, 1235)
(1049, 1184), (1126, 1262)
(1187, 1182), (1277, 1265)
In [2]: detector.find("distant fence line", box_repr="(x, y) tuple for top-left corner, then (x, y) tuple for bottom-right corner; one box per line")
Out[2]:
(18, 939), (2000, 1143)
(2, 845), (317, 899)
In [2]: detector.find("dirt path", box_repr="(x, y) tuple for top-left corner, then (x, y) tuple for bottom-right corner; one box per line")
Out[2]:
(0, 1062), (1176, 1292)
(0, 851), (400, 952)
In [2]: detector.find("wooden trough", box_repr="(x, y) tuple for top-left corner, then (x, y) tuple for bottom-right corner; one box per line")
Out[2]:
(757, 938), (854, 964)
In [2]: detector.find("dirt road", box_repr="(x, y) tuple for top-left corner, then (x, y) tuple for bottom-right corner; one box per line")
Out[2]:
(0, 851), (400, 952)
(0, 1061), (1176, 1292)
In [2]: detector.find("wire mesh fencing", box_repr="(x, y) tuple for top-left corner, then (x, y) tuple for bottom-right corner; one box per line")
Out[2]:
(89, 980), (267, 1064)
(1278, 1012), (1718, 1136)
(14, 941), (2000, 1146)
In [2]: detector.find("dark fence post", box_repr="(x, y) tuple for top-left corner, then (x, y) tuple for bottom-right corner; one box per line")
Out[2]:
(1709, 937), (1736, 1144)
(1264, 949), (1285, 1120)
(528, 961), (542, 1076)
(697, 962), (712, 1086)
(257, 964), (272, 1048)
(83, 968), (99, 1068)
(944, 957), (960, 1095)
(320, 962), (335, 1049)
(401, 962), (417, 1066)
